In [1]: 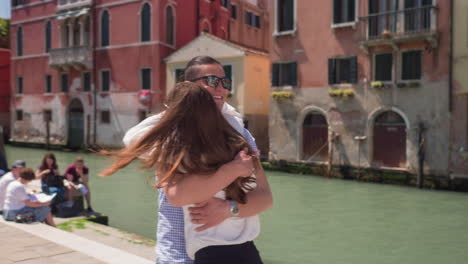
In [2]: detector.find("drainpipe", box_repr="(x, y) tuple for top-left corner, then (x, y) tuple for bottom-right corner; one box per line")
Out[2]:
(447, 0), (454, 179)
(92, 1), (97, 146)
(196, 0), (200, 35)
(449, 0), (454, 113)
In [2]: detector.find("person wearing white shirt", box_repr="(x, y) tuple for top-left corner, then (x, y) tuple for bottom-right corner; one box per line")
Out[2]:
(3, 168), (56, 227)
(0, 160), (26, 213)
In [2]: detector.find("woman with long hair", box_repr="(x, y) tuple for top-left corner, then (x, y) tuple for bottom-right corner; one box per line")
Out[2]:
(101, 82), (264, 263)
(35, 152), (65, 204)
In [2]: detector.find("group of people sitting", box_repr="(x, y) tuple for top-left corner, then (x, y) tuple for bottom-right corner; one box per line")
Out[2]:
(0, 153), (93, 226)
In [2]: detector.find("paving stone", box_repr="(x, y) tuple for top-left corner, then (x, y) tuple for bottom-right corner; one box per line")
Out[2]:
(0, 256), (14, 264)
(50, 251), (105, 264)
(6, 250), (41, 262)
(16, 257), (63, 264)
(32, 242), (74, 257)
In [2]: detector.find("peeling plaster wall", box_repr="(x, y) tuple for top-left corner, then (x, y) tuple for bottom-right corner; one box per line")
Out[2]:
(269, 78), (451, 176)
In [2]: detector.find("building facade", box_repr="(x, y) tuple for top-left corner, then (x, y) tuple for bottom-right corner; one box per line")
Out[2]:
(0, 48), (10, 141)
(451, 0), (468, 177)
(268, 0), (461, 178)
(9, 0), (269, 148)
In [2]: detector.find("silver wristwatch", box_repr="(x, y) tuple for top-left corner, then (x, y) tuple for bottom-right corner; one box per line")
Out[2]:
(228, 200), (239, 217)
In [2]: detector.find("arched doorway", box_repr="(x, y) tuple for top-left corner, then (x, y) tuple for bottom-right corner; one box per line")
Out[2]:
(302, 113), (328, 161)
(68, 99), (84, 149)
(373, 111), (406, 167)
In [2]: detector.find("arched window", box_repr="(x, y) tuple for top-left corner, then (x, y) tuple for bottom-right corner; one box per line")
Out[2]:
(165, 6), (175, 45)
(17, 26), (23, 56)
(302, 113), (328, 161)
(373, 111), (407, 167)
(141, 3), (151, 42)
(101, 10), (109, 47)
(45, 21), (51, 52)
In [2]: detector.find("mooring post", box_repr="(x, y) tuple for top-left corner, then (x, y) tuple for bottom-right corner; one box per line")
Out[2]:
(417, 122), (426, 189)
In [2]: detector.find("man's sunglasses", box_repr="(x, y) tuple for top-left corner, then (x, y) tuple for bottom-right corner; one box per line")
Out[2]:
(190, 75), (232, 91)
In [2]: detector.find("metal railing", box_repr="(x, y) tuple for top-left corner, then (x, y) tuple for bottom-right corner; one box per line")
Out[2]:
(360, 6), (436, 40)
(57, 0), (92, 11)
(49, 45), (92, 68)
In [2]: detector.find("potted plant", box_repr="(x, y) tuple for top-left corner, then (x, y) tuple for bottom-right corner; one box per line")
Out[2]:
(328, 89), (343, 98)
(408, 81), (420, 88)
(371, 81), (384, 88)
(271, 91), (294, 101)
(342, 89), (355, 99)
(397, 82), (408, 88)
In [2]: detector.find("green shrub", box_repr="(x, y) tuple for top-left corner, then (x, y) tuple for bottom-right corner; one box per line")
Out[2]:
(271, 91), (294, 101)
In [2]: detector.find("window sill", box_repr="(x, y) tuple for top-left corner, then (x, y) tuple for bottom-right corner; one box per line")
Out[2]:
(273, 30), (296, 37)
(43, 92), (54, 96)
(272, 85), (294, 91)
(330, 83), (354, 89)
(331, 21), (357, 29)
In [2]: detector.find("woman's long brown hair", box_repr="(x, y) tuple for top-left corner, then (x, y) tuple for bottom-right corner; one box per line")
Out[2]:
(39, 152), (58, 171)
(100, 82), (257, 204)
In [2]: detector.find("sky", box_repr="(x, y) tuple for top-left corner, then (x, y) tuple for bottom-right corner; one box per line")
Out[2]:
(0, 1), (11, 19)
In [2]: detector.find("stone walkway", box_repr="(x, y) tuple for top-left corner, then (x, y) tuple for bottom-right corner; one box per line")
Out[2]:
(0, 219), (153, 264)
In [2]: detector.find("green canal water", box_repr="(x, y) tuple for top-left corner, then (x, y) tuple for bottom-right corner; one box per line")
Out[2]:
(5, 145), (468, 264)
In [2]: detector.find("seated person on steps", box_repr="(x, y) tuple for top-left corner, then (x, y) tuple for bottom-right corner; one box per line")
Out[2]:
(64, 157), (93, 213)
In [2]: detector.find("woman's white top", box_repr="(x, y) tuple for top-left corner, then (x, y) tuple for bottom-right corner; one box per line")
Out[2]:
(183, 191), (260, 259)
(4, 180), (28, 210)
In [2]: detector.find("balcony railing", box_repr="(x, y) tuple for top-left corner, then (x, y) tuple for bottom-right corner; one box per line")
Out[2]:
(57, 0), (92, 11)
(49, 45), (93, 69)
(360, 6), (437, 44)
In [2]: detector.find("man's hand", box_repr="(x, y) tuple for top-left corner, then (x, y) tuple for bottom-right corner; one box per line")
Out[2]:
(188, 197), (230, 232)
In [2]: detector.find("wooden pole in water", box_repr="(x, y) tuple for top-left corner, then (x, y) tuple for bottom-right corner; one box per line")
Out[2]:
(417, 122), (426, 189)
(327, 131), (335, 178)
(0, 126), (7, 171)
(46, 119), (50, 150)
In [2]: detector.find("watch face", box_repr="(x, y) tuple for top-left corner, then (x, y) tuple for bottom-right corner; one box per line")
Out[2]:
(230, 200), (239, 216)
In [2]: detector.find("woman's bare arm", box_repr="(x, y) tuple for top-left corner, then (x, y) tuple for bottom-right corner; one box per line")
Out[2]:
(162, 150), (254, 206)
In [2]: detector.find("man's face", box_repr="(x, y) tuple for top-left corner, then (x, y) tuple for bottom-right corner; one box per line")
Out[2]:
(12, 167), (21, 178)
(75, 162), (84, 170)
(192, 64), (229, 109)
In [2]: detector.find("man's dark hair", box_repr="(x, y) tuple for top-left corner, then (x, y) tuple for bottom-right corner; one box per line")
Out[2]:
(181, 56), (222, 82)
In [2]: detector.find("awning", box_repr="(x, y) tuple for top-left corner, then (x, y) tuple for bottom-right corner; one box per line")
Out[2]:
(56, 8), (89, 20)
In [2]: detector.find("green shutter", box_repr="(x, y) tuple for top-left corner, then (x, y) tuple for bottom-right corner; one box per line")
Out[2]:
(272, 63), (280, 86)
(349, 56), (358, 83)
(290, 62), (297, 86)
(328, 58), (336, 84)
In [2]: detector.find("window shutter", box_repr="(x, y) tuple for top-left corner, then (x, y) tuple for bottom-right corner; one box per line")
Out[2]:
(333, 0), (342, 24)
(101, 11), (109, 47)
(405, 0), (416, 8)
(348, 0), (355, 22)
(290, 62), (297, 86)
(272, 63), (280, 86)
(284, 0), (294, 31)
(328, 58), (336, 84)
(349, 56), (358, 83)
(422, 0), (432, 6)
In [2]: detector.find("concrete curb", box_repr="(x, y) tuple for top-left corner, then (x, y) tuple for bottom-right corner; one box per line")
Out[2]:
(0, 218), (153, 264)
